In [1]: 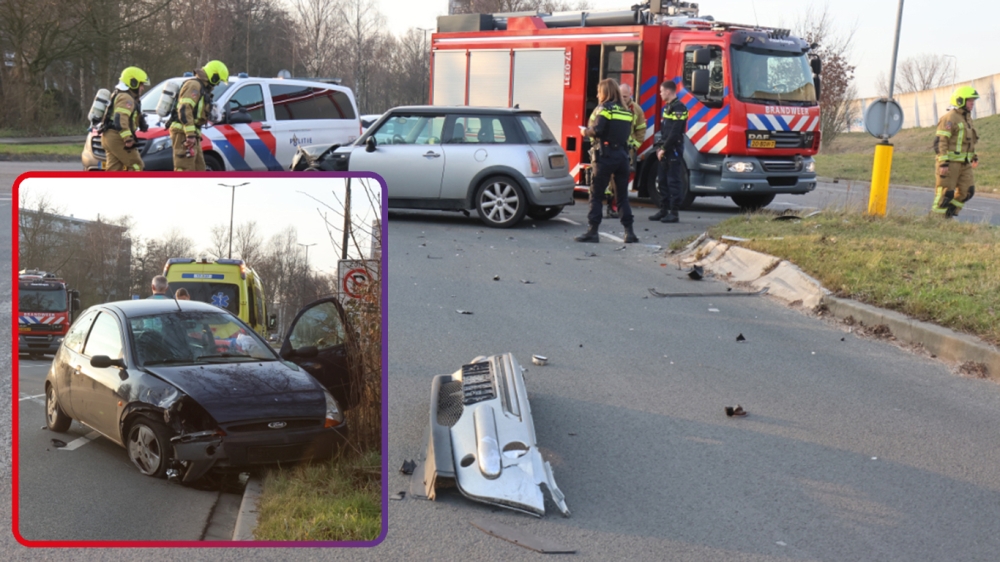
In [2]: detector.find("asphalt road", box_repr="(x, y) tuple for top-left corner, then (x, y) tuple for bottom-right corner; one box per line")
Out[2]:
(2, 161), (1000, 559)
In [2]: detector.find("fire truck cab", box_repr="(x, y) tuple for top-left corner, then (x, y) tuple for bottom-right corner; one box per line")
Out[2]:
(18, 270), (80, 357)
(430, 1), (822, 210)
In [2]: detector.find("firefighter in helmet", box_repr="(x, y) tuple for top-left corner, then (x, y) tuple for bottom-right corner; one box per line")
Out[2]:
(101, 67), (150, 171)
(933, 86), (980, 218)
(170, 60), (229, 171)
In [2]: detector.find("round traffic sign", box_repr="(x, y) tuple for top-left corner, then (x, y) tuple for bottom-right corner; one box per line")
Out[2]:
(343, 267), (371, 299)
(864, 99), (904, 139)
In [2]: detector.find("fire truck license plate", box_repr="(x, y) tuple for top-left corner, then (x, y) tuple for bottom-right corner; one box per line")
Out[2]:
(750, 140), (776, 148)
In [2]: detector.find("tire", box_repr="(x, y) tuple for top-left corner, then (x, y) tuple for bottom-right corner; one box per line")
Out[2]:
(526, 205), (564, 221)
(474, 175), (528, 228)
(644, 160), (695, 209)
(640, 161), (661, 207)
(126, 416), (175, 478)
(45, 384), (72, 433)
(731, 193), (776, 212)
(204, 153), (224, 172)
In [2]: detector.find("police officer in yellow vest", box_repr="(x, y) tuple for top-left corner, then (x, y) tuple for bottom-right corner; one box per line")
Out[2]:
(171, 60), (229, 171)
(933, 86), (980, 218)
(101, 67), (150, 171)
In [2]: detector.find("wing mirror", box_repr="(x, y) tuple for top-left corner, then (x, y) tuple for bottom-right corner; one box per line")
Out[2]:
(810, 57), (822, 75)
(365, 136), (377, 153)
(690, 69), (711, 96)
(91, 355), (126, 370)
(693, 48), (712, 66)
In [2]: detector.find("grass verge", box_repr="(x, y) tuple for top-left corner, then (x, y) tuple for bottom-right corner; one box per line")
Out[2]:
(817, 113), (1000, 194)
(254, 450), (382, 541)
(0, 143), (81, 159)
(706, 211), (1000, 346)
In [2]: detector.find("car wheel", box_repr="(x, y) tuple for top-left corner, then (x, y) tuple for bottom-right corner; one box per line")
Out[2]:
(641, 160), (661, 207)
(731, 193), (776, 212)
(526, 205), (564, 221)
(643, 160), (695, 208)
(475, 175), (527, 228)
(126, 416), (174, 478)
(45, 384), (72, 433)
(204, 153), (224, 172)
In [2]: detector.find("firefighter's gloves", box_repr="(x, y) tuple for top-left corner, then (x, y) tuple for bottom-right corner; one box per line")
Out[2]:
(937, 162), (950, 176)
(184, 136), (197, 150)
(123, 137), (135, 150)
(972, 155), (979, 169)
(138, 113), (149, 133)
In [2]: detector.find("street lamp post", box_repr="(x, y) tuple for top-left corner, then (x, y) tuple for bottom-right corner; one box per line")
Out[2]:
(219, 182), (249, 258)
(297, 242), (316, 269)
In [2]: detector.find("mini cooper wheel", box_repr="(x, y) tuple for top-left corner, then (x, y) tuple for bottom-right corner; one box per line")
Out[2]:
(475, 175), (527, 228)
(45, 384), (72, 432)
(127, 417), (174, 478)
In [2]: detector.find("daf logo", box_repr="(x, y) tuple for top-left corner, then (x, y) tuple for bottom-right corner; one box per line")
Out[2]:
(748, 133), (770, 140)
(268, 421), (287, 429)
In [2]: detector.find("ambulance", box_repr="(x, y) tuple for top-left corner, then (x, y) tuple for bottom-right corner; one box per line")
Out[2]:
(430, 1), (822, 210)
(82, 74), (361, 171)
(162, 258), (273, 339)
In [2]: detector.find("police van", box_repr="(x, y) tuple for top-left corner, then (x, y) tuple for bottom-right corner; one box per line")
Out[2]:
(162, 257), (274, 338)
(82, 74), (361, 171)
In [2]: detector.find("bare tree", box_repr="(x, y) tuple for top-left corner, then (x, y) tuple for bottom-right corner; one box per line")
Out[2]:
(876, 54), (958, 96)
(208, 224), (230, 260)
(294, 0), (342, 77)
(796, 4), (857, 149)
(234, 220), (263, 264)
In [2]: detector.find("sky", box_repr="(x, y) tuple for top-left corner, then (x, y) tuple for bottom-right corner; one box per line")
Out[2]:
(18, 176), (382, 279)
(378, 0), (1000, 98)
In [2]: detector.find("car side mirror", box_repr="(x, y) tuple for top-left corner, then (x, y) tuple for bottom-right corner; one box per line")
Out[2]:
(71, 297), (81, 312)
(91, 355), (126, 369)
(693, 48), (711, 66)
(268, 314), (277, 329)
(810, 57), (822, 75)
(365, 136), (377, 153)
(691, 69), (711, 96)
(228, 110), (252, 125)
(813, 75), (822, 100)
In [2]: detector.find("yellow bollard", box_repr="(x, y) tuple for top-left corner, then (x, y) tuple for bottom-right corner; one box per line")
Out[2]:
(868, 142), (893, 216)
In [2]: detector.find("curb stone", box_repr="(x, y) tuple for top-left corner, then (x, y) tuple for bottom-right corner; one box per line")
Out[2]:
(674, 236), (1000, 380)
(232, 475), (263, 541)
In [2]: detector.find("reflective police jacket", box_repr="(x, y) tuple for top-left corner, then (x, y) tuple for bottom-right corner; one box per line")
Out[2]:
(592, 102), (634, 154)
(656, 98), (689, 156)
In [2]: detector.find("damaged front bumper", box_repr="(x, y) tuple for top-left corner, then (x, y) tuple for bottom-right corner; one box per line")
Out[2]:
(420, 353), (569, 517)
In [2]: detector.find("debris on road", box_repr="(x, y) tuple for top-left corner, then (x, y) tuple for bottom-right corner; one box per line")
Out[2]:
(648, 287), (769, 298)
(493, 275), (500, 281)
(390, 492), (406, 501)
(419, 353), (570, 517)
(805, 210), (822, 218)
(687, 265), (704, 280)
(470, 519), (576, 554)
(51, 439), (67, 448)
(456, 310), (474, 315)
(708, 308), (720, 313)
(773, 214), (801, 221)
(725, 405), (747, 417)
(736, 333), (746, 343)
(427, 255), (443, 259)
(959, 361), (989, 379)
(399, 460), (416, 475)
(532, 355), (548, 366)
(721, 235), (751, 242)
(614, 245), (626, 251)
(520, 279), (534, 284)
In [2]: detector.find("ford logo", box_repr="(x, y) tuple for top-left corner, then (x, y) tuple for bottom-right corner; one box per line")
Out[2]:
(268, 421), (287, 429)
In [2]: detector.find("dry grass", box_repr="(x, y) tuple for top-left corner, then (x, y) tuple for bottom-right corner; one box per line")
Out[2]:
(707, 210), (1000, 345)
(817, 114), (1000, 194)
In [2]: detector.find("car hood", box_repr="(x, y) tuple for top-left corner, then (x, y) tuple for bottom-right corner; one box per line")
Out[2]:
(143, 361), (326, 424)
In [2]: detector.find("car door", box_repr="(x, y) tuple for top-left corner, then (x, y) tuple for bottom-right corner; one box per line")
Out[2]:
(210, 83), (281, 171)
(56, 309), (99, 420)
(279, 297), (354, 410)
(439, 114), (516, 200)
(74, 311), (127, 440)
(267, 83), (357, 168)
(349, 113), (447, 200)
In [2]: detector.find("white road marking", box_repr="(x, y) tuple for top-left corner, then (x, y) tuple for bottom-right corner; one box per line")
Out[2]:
(60, 431), (101, 451)
(599, 232), (624, 243)
(19, 393), (44, 402)
(555, 217), (580, 226)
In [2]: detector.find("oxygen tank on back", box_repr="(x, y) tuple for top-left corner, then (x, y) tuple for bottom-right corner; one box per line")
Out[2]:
(88, 89), (111, 124)
(156, 81), (181, 118)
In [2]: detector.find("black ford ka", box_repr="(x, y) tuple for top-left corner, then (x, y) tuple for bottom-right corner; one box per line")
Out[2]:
(43, 298), (356, 483)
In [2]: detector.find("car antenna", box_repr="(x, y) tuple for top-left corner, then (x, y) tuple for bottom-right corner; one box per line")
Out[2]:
(173, 297), (182, 311)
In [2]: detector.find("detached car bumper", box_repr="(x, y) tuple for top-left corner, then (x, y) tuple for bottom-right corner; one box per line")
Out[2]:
(525, 175), (575, 206)
(172, 423), (349, 482)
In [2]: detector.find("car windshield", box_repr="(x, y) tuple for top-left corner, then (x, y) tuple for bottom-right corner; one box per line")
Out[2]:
(369, 115), (443, 145)
(731, 48), (817, 105)
(19, 289), (67, 312)
(128, 310), (275, 367)
(517, 115), (555, 144)
(168, 282), (240, 315)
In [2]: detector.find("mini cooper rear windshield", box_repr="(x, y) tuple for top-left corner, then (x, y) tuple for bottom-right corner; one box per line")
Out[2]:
(517, 115), (555, 144)
(129, 311), (276, 366)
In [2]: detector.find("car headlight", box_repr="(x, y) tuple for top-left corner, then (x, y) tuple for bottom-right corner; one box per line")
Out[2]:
(727, 161), (755, 173)
(805, 161), (816, 173)
(147, 136), (172, 154)
(323, 389), (344, 428)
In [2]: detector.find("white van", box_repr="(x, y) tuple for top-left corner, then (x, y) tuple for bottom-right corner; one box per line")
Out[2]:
(82, 73), (362, 171)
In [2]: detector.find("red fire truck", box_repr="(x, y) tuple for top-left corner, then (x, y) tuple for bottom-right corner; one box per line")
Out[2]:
(18, 270), (80, 358)
(429, 1), (822, 210)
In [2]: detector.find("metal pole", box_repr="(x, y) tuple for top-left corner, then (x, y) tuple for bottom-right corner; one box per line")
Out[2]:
(297, 243), (316, 269)
(341, 179), (351, 260)
(218, 182), (249, 259)
(881, 0), (905, 141)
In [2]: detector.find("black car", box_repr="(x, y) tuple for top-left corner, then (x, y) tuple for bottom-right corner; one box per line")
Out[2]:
(44, 298), (355, 483)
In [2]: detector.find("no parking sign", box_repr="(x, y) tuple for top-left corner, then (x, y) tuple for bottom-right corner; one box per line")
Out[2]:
(338, 259), (379, 302)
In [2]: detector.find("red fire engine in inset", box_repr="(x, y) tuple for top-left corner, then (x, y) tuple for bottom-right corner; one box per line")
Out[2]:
(18, 270), (81, 358)
(430, 1), (822, 211)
